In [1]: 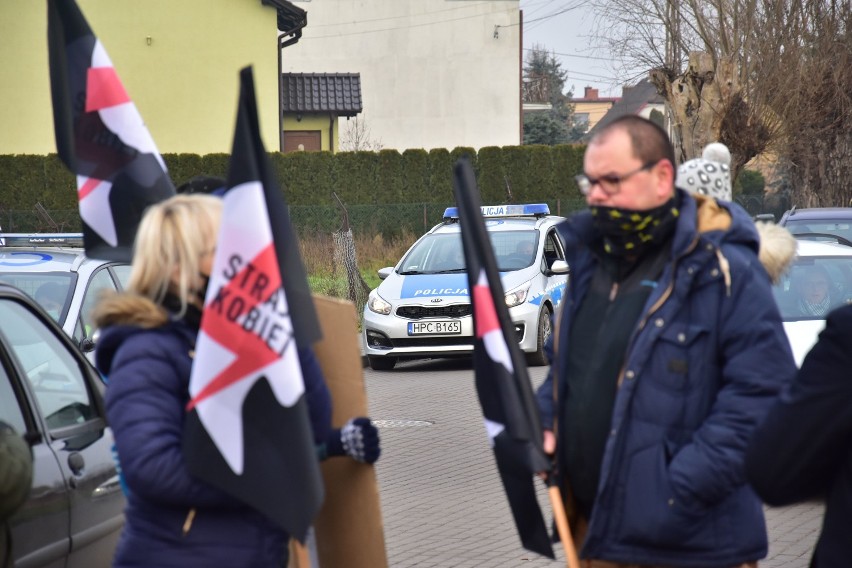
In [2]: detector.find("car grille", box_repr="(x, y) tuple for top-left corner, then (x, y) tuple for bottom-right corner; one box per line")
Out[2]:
(390, 337), (473, 347)
(395, 304), (472, 319)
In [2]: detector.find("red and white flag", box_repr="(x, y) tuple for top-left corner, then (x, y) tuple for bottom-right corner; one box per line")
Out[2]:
(48, 0), (175, 261)
(452, 159), (554, 558)
(183, 67), (322, 542)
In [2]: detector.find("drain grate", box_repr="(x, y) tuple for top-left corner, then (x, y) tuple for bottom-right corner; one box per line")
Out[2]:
(371, 419), (434, 428)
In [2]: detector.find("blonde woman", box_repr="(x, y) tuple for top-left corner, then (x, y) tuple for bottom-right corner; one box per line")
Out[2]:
(93, 194), (333, 567)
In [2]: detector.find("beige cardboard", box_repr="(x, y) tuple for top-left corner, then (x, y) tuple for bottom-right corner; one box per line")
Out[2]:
(290, 295), (388, 568)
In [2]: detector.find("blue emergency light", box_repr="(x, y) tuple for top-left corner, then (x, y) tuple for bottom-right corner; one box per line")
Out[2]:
(0, 233), (85, 248)
(442, 203), (550, 220)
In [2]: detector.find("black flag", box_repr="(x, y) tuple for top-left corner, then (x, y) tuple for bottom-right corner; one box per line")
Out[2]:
(183, 67), (322, 542)
(48, 0), (175, 261)
(452, 159), (554, 558)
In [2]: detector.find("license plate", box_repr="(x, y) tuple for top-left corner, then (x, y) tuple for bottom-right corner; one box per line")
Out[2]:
(407, 320), (461, 335)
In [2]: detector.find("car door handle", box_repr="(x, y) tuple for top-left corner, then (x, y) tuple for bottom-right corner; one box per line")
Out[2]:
(93, 475), (123, 498)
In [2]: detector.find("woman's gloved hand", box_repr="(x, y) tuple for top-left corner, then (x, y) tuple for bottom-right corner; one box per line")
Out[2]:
(324, 417), (381, 464)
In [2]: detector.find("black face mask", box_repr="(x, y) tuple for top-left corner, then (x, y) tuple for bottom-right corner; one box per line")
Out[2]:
(195, 273), (211, 303)
(590, 196), (680, 257)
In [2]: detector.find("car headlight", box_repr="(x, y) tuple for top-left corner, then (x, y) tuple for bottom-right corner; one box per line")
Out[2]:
(504, 282), (531, 308)
(367, 291), (392, 315)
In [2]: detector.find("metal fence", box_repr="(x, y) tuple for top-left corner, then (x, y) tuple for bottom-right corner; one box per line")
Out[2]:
(0, 199), (591, 238)
(1, 195), (769, 239)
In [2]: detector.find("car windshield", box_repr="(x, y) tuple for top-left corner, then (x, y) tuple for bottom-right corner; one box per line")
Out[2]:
(784, 219), (852, 245)
(772, 256), (852, 321)
(398, 230), (539, 274)
(0, 273), (74, 323)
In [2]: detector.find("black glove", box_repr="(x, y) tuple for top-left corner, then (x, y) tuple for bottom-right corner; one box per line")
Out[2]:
(325, 417), (381, 464)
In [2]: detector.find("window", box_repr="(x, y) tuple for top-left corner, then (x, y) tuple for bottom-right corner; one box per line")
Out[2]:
(772, 256), (852, 321)
(111, 264), (132, 289)
(74, 268), (118, 342)
(0, 299), (95, 431)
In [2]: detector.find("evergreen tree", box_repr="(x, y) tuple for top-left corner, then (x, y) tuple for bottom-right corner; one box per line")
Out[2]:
(523, 45), (581, 145)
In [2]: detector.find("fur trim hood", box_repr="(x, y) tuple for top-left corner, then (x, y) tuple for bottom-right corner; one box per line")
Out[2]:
(754, 221), (797, 284)
(93, 292), (169, 330)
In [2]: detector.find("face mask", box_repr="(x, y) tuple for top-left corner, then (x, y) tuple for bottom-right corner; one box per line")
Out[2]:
(195, 273), (210, 303)
(590, 196), (680, 257)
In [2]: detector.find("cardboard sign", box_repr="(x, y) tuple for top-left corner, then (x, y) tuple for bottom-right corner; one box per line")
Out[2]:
(290, 296), (388, 568)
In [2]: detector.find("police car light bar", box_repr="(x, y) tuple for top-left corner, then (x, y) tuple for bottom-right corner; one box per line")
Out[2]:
(0, 233), (85, 248)
(442, 203), (550, 220)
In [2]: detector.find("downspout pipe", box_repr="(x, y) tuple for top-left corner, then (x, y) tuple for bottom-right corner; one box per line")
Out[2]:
(275, 5), (307, 151)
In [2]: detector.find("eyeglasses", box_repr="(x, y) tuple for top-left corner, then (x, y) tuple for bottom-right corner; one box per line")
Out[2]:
(575, 161), (658, 195)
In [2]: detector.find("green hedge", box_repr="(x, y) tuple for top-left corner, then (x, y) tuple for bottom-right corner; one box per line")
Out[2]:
(0, 144), (588, 235)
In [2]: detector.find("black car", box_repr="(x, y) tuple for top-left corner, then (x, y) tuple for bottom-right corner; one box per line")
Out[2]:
(779, 207), (852, 246)
(0, 283), (123, 567)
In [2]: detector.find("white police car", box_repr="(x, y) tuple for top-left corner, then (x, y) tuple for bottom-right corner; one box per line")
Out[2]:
(363, 204), (569, 370)
(0, 233), (130, 356)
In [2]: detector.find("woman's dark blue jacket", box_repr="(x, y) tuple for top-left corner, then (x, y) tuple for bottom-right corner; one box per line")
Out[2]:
(95, 293), (331, 568)
(536, 193), (797, 567)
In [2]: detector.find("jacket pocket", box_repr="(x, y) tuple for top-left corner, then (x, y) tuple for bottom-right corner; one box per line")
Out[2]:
(616, 443), (717, 551)
(647, 323), (710, 392)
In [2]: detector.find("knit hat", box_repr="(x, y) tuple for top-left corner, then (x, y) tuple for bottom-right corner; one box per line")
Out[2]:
(676, 142), (732, 201)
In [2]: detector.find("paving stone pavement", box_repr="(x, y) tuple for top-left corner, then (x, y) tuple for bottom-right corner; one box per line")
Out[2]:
(363, 357), (823, 568)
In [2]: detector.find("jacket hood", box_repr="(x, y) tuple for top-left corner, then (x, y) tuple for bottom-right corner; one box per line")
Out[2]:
(754, 221), (797, 284)
(93, 293), (170, 376)
(93, 292), (169, 329)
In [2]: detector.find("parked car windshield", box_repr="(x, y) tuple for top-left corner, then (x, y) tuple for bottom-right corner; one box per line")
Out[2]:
(772, 256), (852, 321)
(398, 230), (539, 274)
(784, 219), (852, 244)
(0, 273), (75, 322)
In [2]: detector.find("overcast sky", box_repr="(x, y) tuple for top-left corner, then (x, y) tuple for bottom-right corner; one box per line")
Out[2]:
(519, 0), (640, 98)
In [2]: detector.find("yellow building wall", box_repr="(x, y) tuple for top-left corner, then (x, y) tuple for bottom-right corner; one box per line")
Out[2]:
(0, 0), (282, 155)
(574, 101), (616, 131)
(282, 115), (341, 152)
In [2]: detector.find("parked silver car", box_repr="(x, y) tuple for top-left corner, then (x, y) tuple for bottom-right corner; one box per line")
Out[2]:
(0, 233), (130, 355)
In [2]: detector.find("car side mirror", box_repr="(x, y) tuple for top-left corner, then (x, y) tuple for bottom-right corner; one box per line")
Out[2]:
(546, 260), (570, 276)
(377, 267), (393, 280)
(79, 337), (96, 354)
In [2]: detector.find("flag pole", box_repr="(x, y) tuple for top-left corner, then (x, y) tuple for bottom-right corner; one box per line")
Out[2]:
(547, 479), (581, 568)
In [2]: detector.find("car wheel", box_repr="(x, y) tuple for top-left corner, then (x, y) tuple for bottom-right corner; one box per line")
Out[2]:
(526, 306), (552, 367)
(368, 355), (397, 371)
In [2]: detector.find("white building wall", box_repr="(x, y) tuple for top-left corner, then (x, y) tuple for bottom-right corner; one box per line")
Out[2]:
(285, 0), (521, 151)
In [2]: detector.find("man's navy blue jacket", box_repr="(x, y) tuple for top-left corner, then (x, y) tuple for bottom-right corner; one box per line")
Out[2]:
(536, 192), (797, 567)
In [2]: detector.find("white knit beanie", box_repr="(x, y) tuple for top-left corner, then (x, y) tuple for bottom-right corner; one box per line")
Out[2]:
(676, 142), (732, 201)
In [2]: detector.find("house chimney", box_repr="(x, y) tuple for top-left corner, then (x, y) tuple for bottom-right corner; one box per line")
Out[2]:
(584, 86), (599, 99)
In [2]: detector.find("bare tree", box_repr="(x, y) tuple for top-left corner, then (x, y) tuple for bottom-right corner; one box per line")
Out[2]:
(340, 116), (384, 152)
(591, 0), (852, 203)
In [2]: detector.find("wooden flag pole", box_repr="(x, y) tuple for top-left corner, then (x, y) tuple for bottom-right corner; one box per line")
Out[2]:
(548, 484), (581, 568)
(290, 539), (311, 568)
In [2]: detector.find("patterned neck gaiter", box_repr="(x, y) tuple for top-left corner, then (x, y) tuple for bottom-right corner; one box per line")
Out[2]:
(590, 196), (680, 257)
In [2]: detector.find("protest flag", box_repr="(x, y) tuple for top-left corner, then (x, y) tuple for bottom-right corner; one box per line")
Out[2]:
(47, 0), (175, 261)
(183, 66), (322, 543)
(450, 158), (556, 558)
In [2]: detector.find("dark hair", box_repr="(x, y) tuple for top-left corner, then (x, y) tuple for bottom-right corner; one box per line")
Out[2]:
(176, 175), (226, 196)
(593, 115), (676, 171)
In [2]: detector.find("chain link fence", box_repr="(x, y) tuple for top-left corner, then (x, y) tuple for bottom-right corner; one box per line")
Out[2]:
(0, 199), (590, 237)
(1, 196), (775, 240)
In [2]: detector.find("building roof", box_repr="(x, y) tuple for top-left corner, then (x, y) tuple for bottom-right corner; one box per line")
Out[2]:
(588, 79), (664, 136)
(281, 73), (363, 117)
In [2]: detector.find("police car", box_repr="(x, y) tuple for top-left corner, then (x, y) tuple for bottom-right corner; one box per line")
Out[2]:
(363, 204), (569, 370)
(0, 233), (130, 356)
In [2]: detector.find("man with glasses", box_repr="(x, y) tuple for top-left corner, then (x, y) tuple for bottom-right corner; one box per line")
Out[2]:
(535, 115), (795, 567)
